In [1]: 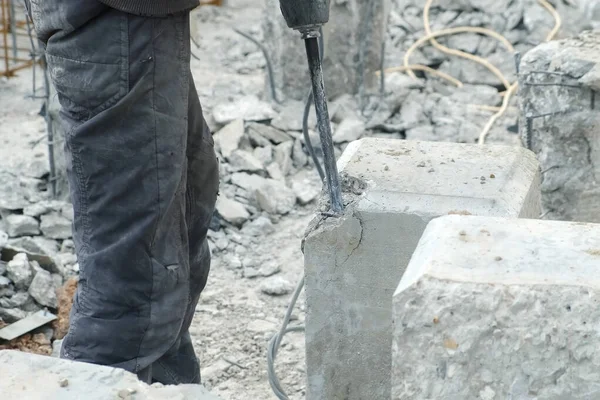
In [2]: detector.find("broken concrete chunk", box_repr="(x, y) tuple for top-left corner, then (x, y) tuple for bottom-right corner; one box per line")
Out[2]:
(0, 307), (27, 324)
(243, 267), (260, 279)
(28, 269), (58, 308)
(0, 292), (36, 310)
(4, 215), (40, 238)
(0, 350), (223, 398)
(291, 179), (320, 205)
(260, 276), (294, 296)
(213, 119), (244, 159)
(255, 180), (297, 215)
(223, 253), (242, 270)
(230, 172), (268, 193)
(265, 163), (284, 181)
(60, 240), (75, 253)
(212, 95), (276, 125)
(247, 122), (294, 144)
(215, 196), (250, 227)
(51, 338), (63, 358)
(0, 171), (30, 210)
(242, 216), (275, 237)
(18, 158), (50, 180)
(0, 276), (10, 288)
(332, 118), (366, 144)
(253, 146), (274, 166)
(8, 236), (59, 257)
(259, 262), (281, 278)
(60, 203), (74, 222)
(292, 139), (308, 168)
(274, 141), (294, 176)
(2, 244), (61, 276)
(0, 286), (14, 298)
(330, 94), (360, 123)
(228, 150), (264, 173)
(22, 200), (64, 218)
(0, 230), (7, 249)
(6, 253), (33, 291)
(247, 127), (272, 147)
(56, 253), (77, 267)
(40, 212), (72, 240)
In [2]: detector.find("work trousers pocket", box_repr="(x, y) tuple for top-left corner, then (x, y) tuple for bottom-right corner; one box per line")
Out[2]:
(29, 0), (129, 122)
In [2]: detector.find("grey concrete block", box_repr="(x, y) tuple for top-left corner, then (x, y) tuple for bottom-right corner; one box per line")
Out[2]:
(393, 215), (600, 399)
(0, 350), (222, 400)
(303, 138), (541, 400)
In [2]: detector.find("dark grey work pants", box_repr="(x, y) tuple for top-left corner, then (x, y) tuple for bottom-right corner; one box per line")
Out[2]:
(26, 0), (219, 384)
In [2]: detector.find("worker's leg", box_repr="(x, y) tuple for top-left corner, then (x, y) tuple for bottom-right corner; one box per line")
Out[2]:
(28, 0), (200, 377)
(150, 75), (219, 384)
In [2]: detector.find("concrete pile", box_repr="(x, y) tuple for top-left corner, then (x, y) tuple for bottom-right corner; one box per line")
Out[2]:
(518, 30), (600, 223)
(302, 137), (541, 400)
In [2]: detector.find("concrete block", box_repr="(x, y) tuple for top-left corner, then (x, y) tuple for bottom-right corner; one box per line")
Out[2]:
(393, 215), (600, 399)
(0, 350), (222, 400)
(303, 138), (541, 400)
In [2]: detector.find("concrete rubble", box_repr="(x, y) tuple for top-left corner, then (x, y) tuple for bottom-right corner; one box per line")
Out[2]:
(393, 215), (600, 399)
(0, 350), (222, 400)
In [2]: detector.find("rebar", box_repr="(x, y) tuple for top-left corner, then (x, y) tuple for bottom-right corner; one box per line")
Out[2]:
(0, 0), (36, 78)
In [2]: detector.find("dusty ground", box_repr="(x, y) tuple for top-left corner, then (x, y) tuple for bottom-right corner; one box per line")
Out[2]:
(0, 1), (310, 399)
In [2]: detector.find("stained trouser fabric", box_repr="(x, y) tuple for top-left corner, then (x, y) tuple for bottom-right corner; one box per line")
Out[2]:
(26, 0), (219, 384)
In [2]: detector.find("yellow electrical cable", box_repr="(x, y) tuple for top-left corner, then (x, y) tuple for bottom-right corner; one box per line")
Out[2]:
(477, 82), (518, 144)
(403, 28), (513, 89)
(420, 0), (512, 90)
(375, 0), (563, 144)
(478, 0), (562, 144)
(539, 0), (562, 41)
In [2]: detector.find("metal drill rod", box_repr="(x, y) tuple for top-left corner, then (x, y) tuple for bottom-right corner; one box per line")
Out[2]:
(304, 36), (344, 214)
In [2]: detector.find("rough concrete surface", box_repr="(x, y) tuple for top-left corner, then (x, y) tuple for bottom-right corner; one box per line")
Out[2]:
(0, 350), (222, 399)
(519, 30), (600, 223)
(303, 138), (541, 400)
(393, 215), (600, 400)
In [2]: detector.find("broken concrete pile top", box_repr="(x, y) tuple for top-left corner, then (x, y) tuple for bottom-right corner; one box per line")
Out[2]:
(0, 350), (222, 400)
(337, 138), (540, 217)
(519, 30), (600, 223)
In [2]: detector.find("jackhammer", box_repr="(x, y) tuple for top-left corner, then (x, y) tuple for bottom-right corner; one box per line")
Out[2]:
(265, 3), (343, 399)
(278, 0), (344, 214)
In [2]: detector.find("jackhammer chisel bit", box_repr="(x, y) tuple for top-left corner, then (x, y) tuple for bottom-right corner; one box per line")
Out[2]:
(278, 0), (344, 214)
